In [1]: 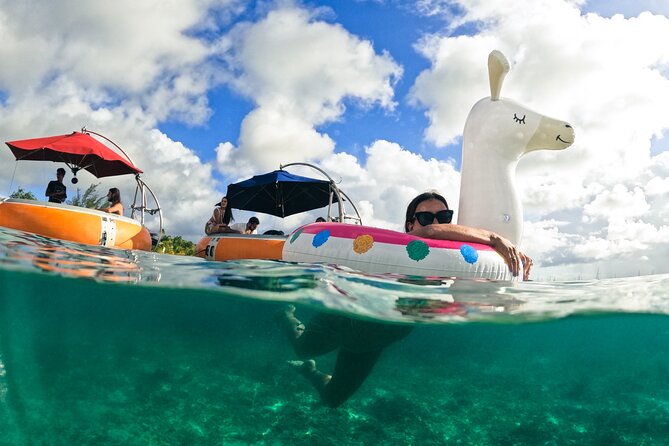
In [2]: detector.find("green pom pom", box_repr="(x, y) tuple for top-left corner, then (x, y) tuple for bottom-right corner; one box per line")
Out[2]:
(406, 240), (429, 261)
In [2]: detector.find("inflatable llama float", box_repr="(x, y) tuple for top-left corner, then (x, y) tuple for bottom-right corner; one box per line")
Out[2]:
(457, 50), (575, 246)
(284, 50), (576, 280)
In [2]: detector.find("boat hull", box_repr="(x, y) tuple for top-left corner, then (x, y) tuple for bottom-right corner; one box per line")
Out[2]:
(195, 234), (286, 261)
(0, 198), (152, 251)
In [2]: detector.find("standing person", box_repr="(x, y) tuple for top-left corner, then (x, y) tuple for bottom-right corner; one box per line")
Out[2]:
(45, 168), (67, 203)
(277, 191), (532, 408)
(99, 188), (123, 215)
(205, 196), (235, 234)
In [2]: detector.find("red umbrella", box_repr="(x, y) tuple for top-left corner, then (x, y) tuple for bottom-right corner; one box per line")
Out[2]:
(5, 131), (142, 178)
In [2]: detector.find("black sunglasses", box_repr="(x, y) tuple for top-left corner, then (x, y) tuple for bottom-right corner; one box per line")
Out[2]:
(413, 210), (453, 226)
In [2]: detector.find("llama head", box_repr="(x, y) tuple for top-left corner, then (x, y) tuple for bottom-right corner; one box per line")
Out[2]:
(458, 50), (575, 246)
(464, 50), (574, 161)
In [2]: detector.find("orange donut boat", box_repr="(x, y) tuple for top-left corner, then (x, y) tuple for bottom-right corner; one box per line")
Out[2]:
(3, 129), (163, 251)
(195, 233), (286, 261)
(0, 198), (152, 250)
(194, 163), (362, 262)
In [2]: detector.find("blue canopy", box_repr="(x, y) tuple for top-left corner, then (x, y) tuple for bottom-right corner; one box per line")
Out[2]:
(226, 170), (340, 218)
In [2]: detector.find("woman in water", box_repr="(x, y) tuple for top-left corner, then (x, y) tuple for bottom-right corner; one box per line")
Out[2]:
(404, 191), (532, 279)
(277, 191), (532, 407)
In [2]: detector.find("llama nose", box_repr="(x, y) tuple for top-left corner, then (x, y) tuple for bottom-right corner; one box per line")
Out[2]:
(565, 124), (572, 128)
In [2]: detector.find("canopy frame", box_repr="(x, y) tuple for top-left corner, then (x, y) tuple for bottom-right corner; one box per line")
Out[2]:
(278, 162), (362, 224)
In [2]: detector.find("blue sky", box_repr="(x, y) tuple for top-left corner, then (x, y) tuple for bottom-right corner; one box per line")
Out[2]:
(1, 0), (669, 279)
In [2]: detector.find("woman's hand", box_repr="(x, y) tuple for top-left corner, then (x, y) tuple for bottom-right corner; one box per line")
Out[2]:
(519, 252), (533, 281)
(489, 234), (532, 279)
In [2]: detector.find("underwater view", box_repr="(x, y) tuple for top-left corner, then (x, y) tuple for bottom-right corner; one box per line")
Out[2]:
(1, 225), (669, 445)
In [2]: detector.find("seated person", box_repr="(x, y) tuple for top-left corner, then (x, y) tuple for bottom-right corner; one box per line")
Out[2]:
(205, 196), (236, 234)
(45, 167), (67, 203)
(230, 216), (260, 234)
(99, 188), (123, 215)
(315, 217), (326, 222)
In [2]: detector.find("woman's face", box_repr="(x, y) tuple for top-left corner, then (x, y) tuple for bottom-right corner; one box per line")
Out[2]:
(220, 197), (228, 208)
(407, 199), (448, 232)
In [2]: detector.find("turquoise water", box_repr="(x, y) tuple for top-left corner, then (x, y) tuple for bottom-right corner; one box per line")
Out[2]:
(1, 227), (669, 445)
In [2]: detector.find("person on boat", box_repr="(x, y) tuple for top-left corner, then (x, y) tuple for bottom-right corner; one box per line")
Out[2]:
(315, 217), (326, 222)
(230, 216), (260, 234)
(99, 188), (123, 215)
(205, 196), (236, 234)
(45, 168), (67, 203)
(276, 191), (532, 408)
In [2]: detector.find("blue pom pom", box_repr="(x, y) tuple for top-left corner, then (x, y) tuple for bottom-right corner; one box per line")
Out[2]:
(460, 244), (478, 264)
(312, 230), (331, 248)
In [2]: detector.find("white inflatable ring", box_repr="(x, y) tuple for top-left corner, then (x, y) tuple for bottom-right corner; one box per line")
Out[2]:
(283, 223), (514, 280)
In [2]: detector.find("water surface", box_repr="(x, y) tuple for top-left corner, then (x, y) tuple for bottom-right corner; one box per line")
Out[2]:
(1, 227), (668, 445)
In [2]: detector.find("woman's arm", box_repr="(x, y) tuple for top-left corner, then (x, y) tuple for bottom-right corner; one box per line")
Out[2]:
(411, 224), (531, 279)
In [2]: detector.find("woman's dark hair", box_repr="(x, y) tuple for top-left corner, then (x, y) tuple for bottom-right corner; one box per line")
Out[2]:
(404, 191), (449, 232)
(221, 207), (233, 224)
(220, 197), (233, 225)
(108, 188), (121, 205)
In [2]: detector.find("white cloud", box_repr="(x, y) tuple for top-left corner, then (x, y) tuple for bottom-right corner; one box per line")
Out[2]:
(0, 0), (220, 91)
(583, 0), (669, 18)
(320, 140), (461, 229)
(521, 219), (572, 259)
(646, 176), (669, 196)
(214, 5), (402, 175)
(583, 184), (650, 222)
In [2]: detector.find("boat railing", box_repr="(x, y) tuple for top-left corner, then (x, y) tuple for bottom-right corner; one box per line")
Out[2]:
(82, 128), (164, 244)
(130, 175), (163, 244)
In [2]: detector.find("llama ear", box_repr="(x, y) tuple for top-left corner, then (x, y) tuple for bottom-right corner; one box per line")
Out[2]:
(488, 50), (510, 101)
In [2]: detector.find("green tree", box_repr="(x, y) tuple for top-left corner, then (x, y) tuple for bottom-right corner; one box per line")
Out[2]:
(154, 233), (196, 256)
(68, 183), (107, 209)
(9, 187), (37, 200)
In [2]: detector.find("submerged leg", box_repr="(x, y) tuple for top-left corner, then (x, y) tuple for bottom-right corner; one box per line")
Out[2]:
(287, 359), (332, 395)
(275, 306), (345, 358)
(319, 348), (383, 408)
(277, 308), (408, 407)
(286, 349), (382, 408)
(275, 304), (305, 339)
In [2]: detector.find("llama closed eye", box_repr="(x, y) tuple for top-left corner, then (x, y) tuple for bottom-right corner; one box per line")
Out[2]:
(513, 113), (526, 124)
